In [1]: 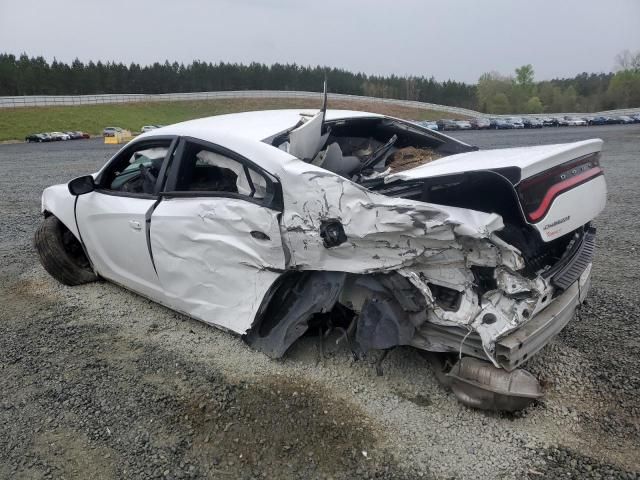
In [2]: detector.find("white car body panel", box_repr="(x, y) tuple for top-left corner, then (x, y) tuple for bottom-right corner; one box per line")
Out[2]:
(75, 192), (163, 299)
(385, 139), (603, 182)
(138, 109), (383, 145)
(42, 184), (79, 237)
(275, 157), (520, 275)
(288, 111), (327, 161)
(534, 175), (607, 241)
(150, 197), (286, 333)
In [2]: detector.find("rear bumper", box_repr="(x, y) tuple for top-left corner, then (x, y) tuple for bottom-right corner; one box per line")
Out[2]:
(495, 263), (590, 370)
(417, 263), (591, 371)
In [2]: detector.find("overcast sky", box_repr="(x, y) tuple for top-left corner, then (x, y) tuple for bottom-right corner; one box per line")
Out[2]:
(1, 0), (638, 83)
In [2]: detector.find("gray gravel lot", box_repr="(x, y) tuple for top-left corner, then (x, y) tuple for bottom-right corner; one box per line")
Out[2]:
(1, 125), (639, 480)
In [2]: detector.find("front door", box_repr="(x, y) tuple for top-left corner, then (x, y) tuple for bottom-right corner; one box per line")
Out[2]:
(75, 138), (176, 299)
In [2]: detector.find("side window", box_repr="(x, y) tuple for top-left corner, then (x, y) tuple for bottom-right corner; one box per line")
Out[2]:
(100, 142), (171, 195)
(174, 142), (270, 200)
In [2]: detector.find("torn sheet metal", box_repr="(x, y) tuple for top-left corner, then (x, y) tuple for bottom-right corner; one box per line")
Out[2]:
(352, 274), (427, 352)
(287, 111), (328, 162)
(271, 160), (536, 362)
(278, 160), (522, 275)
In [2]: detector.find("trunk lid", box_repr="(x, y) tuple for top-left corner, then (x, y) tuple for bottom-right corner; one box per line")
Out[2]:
(385, 139), (603, 183)
(385, 139), (607, 242)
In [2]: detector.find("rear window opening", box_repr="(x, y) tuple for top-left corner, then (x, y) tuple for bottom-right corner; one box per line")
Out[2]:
(272, 116), (474, 182)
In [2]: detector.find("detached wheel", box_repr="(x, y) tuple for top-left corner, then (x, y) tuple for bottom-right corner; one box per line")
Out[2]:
(34, 215), (97, 286)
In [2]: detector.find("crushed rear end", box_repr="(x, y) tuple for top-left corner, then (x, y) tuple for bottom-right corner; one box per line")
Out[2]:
(367, 139), (606, 408)
(248, 111), (607, 410)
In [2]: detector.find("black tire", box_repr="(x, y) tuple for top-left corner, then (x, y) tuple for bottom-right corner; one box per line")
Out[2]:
(34, 215), (97, 286)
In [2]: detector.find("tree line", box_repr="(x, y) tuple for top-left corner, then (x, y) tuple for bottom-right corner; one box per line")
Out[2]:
(1, 51), (639, 113)
(0, 53), (476, 109)
(477, 50), (640, 114)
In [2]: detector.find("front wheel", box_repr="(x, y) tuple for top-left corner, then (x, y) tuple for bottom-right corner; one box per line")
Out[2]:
(34, 216), (98, 286)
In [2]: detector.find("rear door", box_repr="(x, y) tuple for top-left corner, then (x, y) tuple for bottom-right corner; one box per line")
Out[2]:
(150, 137), (286, 333)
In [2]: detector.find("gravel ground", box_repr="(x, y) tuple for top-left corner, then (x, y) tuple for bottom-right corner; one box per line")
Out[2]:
(1, 126), (639, 480)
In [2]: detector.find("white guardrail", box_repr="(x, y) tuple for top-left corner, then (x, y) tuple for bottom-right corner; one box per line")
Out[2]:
(0, 90), (638, 118)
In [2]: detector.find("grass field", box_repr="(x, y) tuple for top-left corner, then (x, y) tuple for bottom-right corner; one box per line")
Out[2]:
(0, 97), (457, 141)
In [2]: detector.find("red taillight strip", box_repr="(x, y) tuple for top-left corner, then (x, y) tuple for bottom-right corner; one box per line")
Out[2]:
(527, 167), (604, 222)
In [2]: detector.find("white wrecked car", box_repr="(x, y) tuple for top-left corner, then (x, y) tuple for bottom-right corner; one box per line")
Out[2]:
(36, 105), (606, 410)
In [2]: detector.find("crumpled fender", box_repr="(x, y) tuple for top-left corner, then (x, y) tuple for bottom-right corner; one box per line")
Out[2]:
(273, 160), (539, 364)
(278, 161), (522, 274)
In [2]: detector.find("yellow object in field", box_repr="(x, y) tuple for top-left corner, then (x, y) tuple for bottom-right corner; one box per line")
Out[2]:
(104, 130), (134, 144)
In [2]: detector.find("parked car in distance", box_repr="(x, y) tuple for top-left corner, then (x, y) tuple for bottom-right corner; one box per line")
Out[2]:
(616, 115), (635, 124)
(470, 118), (491, 129)
(588, 116), (608, 126)
(64, 131), (84, 140)
(436, 119), (459, 131)
(631, 114), (640, 123)
(417, 120), (439, 131)
(25, 133), (49, 143)
(540, 117), (558, 127)
(489, 118), (513, 129)
(506, 117), (525, 129)
(141, 125), (158, 133)
(564, 116), (587, 127)
(523, 118), (543, 128)
(454, 120), (472, 130)
(49, 132), (71, 141)
(103, 127), (123, 137)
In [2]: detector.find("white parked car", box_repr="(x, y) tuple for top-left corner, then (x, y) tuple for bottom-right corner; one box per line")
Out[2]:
(36, 108), (607, 410)
(49, 131), (71, 141)
(454, 120), (472, 130)
(565, 116), (587, 126)
(141, 125), (158, 133)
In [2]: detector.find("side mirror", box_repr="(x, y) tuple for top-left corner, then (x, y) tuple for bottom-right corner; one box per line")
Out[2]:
(68, 175), (95, 196)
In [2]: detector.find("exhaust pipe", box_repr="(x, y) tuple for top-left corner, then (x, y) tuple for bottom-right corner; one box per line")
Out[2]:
(425, 354), (543, 411)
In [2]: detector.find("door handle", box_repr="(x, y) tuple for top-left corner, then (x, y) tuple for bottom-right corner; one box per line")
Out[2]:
(129, 220), (142, 231)
(250, 230), (270, 241)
